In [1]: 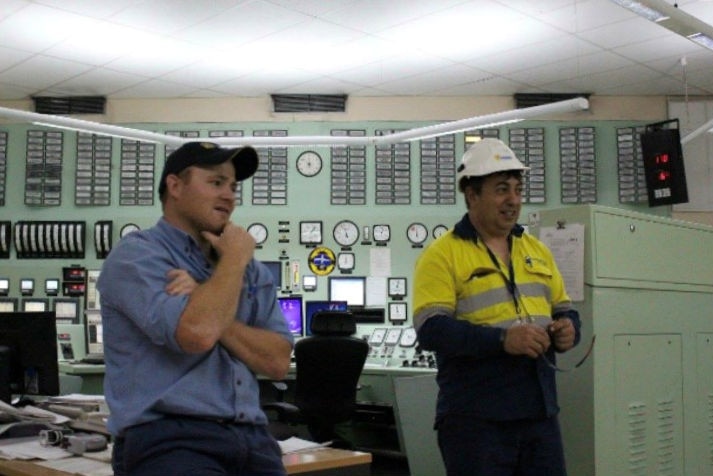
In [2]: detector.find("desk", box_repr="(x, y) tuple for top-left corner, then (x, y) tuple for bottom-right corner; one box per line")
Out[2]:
(0, 448), (371, 476)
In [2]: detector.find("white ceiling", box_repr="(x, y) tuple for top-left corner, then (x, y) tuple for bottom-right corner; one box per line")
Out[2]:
(1, 0), (712, 101)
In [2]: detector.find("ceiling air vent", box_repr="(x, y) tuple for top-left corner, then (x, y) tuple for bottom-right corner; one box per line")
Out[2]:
(33, 96), (106, 115)
(514, 93), (590, 109)
(271, 94), (347, 113)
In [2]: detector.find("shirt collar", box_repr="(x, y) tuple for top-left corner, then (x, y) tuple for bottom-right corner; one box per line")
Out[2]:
(453, 213), (524, 243)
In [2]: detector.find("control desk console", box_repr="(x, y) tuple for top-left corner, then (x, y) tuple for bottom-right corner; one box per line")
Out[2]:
(363, 327), (436, 369)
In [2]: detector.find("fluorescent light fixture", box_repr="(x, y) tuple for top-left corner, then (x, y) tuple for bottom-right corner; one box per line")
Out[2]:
(0, 97), (589, 147)
(609, 0), (713, 51)
(609, 0), (669, 22)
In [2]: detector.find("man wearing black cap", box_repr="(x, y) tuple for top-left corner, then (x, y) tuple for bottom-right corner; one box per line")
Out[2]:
(98, 142), (294, 476)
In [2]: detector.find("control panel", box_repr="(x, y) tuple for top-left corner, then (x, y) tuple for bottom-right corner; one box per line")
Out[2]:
(364, 327), (436, 369)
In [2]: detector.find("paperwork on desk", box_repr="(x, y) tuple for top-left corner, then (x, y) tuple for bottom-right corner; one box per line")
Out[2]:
(278, 436), (332, 454)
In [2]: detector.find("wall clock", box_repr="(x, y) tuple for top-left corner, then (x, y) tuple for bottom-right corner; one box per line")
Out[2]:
(296, 150), (323, 177)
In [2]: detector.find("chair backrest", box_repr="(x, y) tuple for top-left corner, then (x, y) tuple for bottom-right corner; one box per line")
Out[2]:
(293, 311), (369, 424)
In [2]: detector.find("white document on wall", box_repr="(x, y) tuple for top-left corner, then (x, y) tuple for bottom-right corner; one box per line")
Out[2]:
(538, 223), (585, 302)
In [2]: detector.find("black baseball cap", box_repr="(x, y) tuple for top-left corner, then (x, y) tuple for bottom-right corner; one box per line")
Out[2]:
(158, 142), (259, 196)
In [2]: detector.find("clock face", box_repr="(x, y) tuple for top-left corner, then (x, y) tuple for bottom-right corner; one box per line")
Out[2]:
(333, 220), (359, 247)
(373, 224), (391, 243)
(406, 222), (428, 245)
(337, 252), (355, 271)
(296, 151), (323, 177)
(120, 223), (140, 239)
(299, 221), (323, 245)
(247, 223), (268, 245)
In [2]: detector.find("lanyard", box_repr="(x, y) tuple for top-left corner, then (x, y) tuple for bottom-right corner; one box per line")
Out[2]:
(483, 236), (522, 317)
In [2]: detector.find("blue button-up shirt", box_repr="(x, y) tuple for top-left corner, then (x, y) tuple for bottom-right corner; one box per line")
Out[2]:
(97, 218), (294, 436)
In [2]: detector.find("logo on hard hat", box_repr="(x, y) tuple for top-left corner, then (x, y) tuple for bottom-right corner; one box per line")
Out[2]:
(495, 153), (513, 161)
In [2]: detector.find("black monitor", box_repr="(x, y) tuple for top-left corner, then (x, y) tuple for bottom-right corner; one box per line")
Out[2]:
(0, 311), (60, 404)
(278, 295), (303, 337)
(328, 276), (366, 308)
(304, 300), (348, 335)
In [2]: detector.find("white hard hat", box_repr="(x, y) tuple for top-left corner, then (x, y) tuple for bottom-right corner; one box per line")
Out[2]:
(456, 138), (529, 181)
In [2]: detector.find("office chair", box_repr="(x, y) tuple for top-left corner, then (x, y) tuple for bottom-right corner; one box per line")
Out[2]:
(264, 310), (369, 446)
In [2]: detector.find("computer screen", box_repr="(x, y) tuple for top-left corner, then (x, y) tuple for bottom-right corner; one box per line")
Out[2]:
(0, 278), (9, 296)
(84, 310), (104, 355)
(0, 311), (60, 403)
(263, 261), (282, 290)
(304, 300), (348, 335)
(328, 276), (366, 307)
(278, 295), (303, 337)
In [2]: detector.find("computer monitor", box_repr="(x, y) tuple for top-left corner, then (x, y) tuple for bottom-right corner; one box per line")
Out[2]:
(0, 311), (60, 404)
(277, 295), (303, 337)
(328, 276), (366, 308)
(263, 261), (282, 290)
(304, 300), (348, 335)
(0, 278), (9, 296)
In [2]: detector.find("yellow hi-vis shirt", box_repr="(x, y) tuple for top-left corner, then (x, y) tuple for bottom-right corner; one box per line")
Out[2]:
(413, 225), (572, 331)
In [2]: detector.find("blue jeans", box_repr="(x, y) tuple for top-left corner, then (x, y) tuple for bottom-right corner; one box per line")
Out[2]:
(112, 417), (285, 476)
(436, 415), (567, 476)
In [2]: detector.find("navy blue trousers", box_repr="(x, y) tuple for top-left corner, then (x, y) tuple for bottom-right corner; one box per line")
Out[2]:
(436, 415), (567, 476)
(112, 417), (285, 476)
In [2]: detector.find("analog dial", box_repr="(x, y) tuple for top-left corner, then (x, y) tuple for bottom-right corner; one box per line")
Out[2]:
(388, 277), (407, 298)
(333, 220), (359, 248)
(337, 252), (355, 271)
(433, 224), (448, 239)
(369, 328), (386, 345)
(399, 327), (418, 347)
(406, 222), (428, 245)
(389, 302), (408, 323)
(384, 328), (402, 345)
(247, 222), (268, 245)
(373, 224), (391, 243)
(120, 223), (140, 239)
(296, 151), (323, 177)
(299, 221), (323, 245)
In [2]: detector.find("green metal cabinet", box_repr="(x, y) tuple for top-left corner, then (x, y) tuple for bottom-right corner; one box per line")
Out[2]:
(534, 205), (713, 476)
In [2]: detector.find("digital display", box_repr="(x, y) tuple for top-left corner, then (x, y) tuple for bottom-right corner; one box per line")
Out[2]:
(0, 279), (8, 296)
(20, 278), (34, 295)
(278, 295), (303, 337)
(328, 277), (366, 307)
(45, 278), (60, 295)
(23, 299), (48, 312)
(304, 300), (348, 336)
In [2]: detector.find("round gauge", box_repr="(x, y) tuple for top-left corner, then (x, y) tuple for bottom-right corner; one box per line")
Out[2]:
(120, 223), (140, 239)
(333, 220), (359, 247)
(433, 224), (448, 239)
(399, 328), (418, 347)
(247, 222), (268, 245)
(406, 222), (428, 245)
(373, 224), (391, 243)
(296, 151), (323, 177)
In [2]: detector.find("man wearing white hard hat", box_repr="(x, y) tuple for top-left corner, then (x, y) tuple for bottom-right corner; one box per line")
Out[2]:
(413, 138), (581, 476)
